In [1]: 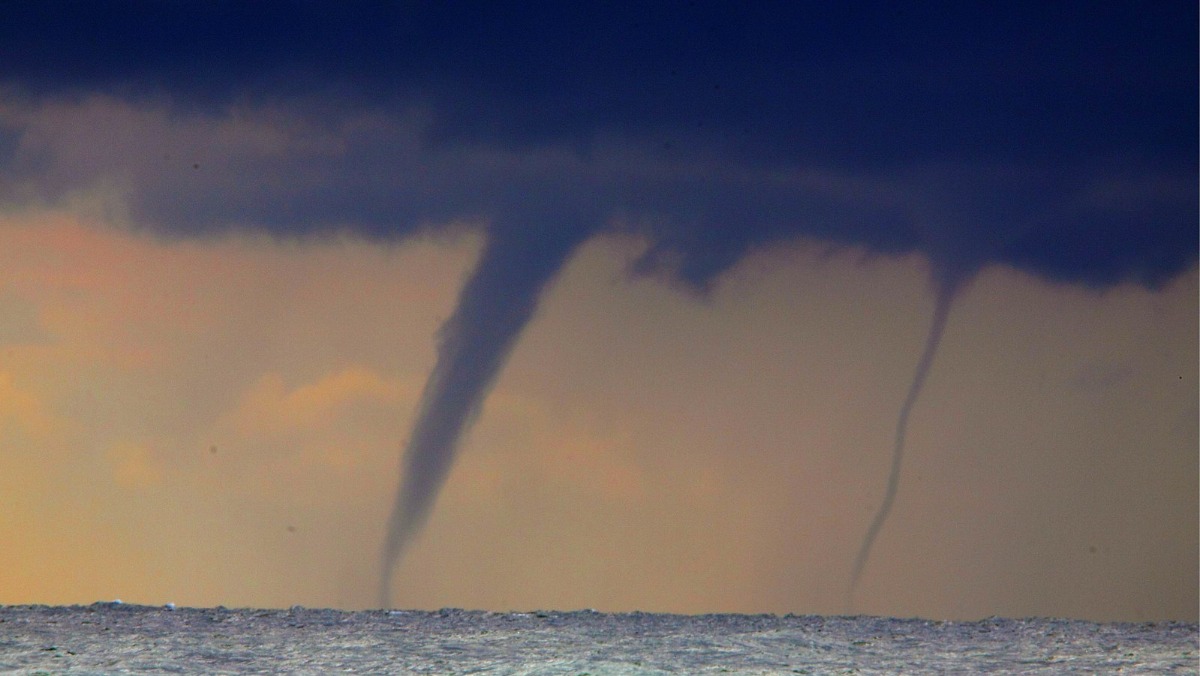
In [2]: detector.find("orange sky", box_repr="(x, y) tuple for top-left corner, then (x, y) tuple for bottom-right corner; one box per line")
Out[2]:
(0, 208), (1195, 621)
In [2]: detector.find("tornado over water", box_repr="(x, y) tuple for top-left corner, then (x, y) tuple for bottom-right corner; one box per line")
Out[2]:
(379, 226), (584, 608)
(848, 276), (960, 606)
(0, 2), (1194, 620)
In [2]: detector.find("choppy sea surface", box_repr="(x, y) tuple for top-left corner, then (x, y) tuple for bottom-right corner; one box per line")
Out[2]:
(0, 603), (1195, 674)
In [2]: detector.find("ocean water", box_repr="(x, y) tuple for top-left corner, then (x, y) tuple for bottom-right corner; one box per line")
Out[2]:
(1, 603), (1195, 674)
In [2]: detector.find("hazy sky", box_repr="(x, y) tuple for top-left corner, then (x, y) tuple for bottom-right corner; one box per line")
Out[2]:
(0, 2), (1195, 621)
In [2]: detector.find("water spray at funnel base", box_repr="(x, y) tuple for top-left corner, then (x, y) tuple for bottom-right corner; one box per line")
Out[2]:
(848, 276), (960, 608)
(379, 227), (583, 608)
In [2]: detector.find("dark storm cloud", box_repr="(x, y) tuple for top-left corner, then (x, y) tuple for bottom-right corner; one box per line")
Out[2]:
(1, 1), (1195, 287)
(3, 3), (1194, 159)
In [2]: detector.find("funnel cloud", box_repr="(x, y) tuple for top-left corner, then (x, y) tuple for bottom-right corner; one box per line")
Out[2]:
(379, 225), (587, 607)
(849, 275), (961, 605)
